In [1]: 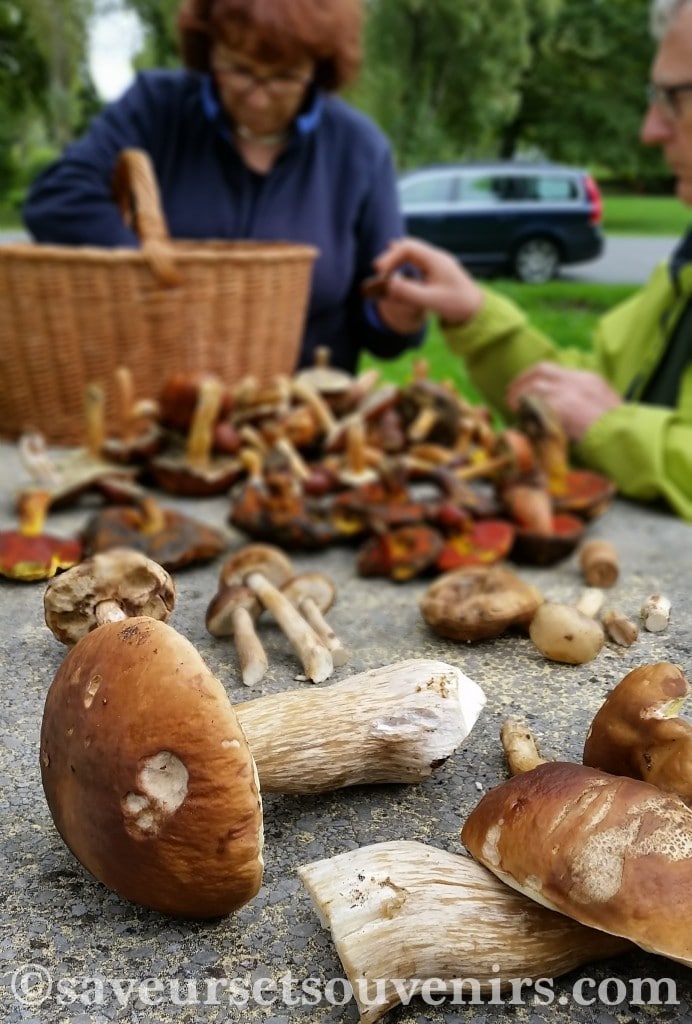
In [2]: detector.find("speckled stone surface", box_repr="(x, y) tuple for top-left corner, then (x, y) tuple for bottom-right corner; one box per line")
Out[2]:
(0, 440), (690, 1023)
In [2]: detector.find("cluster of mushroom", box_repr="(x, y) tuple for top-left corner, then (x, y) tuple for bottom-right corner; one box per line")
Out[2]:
(38, 547), (487, 917)
(298, 661), (692, 1022)
(419, 535), (669, 667)
(205, 542), (348, 686)
(14, 353), (616, 584)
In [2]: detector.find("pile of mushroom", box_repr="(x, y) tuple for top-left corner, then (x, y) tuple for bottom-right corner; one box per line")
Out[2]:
(297, 660), (692, 1022)
(14, 355), (617, 584)
(39, 549), (486, 916)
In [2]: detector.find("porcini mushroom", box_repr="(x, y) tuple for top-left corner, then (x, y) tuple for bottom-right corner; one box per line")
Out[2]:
(298, 840), (630, 1024)
(583, 662), (692, 803)
(40, 616), (264, 918)
(461, 761), (692, 966)
(420, 565), (543, 642)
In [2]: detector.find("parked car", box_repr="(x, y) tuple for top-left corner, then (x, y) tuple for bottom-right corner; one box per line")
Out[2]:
(397, 161), (604, 283)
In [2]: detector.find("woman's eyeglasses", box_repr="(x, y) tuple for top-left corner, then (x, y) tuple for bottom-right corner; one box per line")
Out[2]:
(212, 61), (312, 100)
(646, 81), (692, 121)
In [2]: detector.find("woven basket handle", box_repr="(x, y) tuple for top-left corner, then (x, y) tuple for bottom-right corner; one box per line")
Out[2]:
(112, 149), (182, 287)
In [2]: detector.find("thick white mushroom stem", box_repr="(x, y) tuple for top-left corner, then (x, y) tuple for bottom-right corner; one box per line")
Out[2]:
(244, 571), (334, 683)
(500, 719), (548, 775)
(298, 840), (630, 1024)
(235, 659), (485, 792)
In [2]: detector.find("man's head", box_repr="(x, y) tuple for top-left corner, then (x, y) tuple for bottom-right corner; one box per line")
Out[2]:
(642, 0), (692, 204)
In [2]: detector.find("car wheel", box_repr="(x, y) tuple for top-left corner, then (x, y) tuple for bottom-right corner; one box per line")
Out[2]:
(512, 238), (560, 283)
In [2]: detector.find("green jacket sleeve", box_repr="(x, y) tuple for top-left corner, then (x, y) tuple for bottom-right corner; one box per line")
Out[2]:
(442, 283), (692, 522)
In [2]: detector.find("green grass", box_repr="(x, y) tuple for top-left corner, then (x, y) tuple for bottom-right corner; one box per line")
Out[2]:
(360, 279), (638, 407)
(602, 194), (689, 235)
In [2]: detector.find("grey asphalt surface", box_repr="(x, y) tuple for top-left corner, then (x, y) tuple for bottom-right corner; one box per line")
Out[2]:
(0, 437), (692, 1023)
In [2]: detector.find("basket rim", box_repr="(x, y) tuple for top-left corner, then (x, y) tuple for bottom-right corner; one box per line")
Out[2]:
(0, 239), (320, 265)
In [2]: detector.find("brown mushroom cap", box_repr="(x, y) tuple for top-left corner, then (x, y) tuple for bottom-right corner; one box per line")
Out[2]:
(461, 761), (692, 966)
(219, 543), (293, 589)
(205, 584), (262, 637)
(583, 662), (692, 801)
(40, 616), (264, 918)
(420, 565), (543, 642)
(44, 548), (176, 645)
(280, 572), (336, 613)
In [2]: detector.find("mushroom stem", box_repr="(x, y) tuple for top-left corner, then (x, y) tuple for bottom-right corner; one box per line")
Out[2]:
(290, 378), (337, 435)
(298, 840), (630, 1024)
(299, 597), (350, 667)
(232, 605), (269, 688)
(602, 608), (639, 647)
(186, 376), (223, 468)
(235, 659), (485, 793)
(244, 571), (334, 683)
(500, 719), (548, 775)
(84, 383), (106, 458)
(641, 593), (672, 633)
(94, 599), (130, 627)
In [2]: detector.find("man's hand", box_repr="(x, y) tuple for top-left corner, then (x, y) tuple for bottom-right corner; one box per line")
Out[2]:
(507, 362), (622, 441)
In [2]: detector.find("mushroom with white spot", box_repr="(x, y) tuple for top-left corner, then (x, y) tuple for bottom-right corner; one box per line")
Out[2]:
(39, 616), (264, 918)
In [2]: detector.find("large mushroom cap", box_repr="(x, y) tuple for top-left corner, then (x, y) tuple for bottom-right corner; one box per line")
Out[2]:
(461, 761), (692, 966)
(40, 616), (264, 918)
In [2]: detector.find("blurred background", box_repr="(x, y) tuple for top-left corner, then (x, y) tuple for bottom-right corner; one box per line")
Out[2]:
(0, 0), (676, 225)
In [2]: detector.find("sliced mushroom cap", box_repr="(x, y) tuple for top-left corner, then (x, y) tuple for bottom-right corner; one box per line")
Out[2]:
(420, 565), (543, 642)
(583, 662), (692, 801)
(44, 548), (176, 645)
(40, 616), (264, 918)
(461, 761), (692, 967)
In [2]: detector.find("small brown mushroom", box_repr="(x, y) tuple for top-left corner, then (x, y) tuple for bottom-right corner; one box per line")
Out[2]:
(280, 571), (349, 667)
(0, 490), (83, 582)
(583, 662), (692, 803)
(43, 548), (175, 644)
(420, 565), (543, 642)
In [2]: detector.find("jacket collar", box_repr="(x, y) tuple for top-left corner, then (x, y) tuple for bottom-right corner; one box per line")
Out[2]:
(200, 74), (324, 140)
(669, 225), (692, 284)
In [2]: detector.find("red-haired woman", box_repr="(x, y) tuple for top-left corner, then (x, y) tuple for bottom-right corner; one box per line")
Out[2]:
(23, 0), (425, 372)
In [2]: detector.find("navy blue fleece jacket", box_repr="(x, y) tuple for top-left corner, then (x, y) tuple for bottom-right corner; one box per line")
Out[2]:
(23, 69), (423, 373)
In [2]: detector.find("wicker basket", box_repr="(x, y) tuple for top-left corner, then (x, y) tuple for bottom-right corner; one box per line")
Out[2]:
(0, 149), (318, 445)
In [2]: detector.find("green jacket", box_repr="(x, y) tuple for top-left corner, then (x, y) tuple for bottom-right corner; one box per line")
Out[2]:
(443, 259), (692, 521)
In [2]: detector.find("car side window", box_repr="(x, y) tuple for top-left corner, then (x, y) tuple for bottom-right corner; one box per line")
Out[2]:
(399, 174), (456, 204)
(460, 176), (502, 204)
(523, 176), (579, 201)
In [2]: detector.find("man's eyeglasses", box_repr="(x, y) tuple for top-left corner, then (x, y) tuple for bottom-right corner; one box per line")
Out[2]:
(212, 61), (312, 100)
(646, 81), (692, 121)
